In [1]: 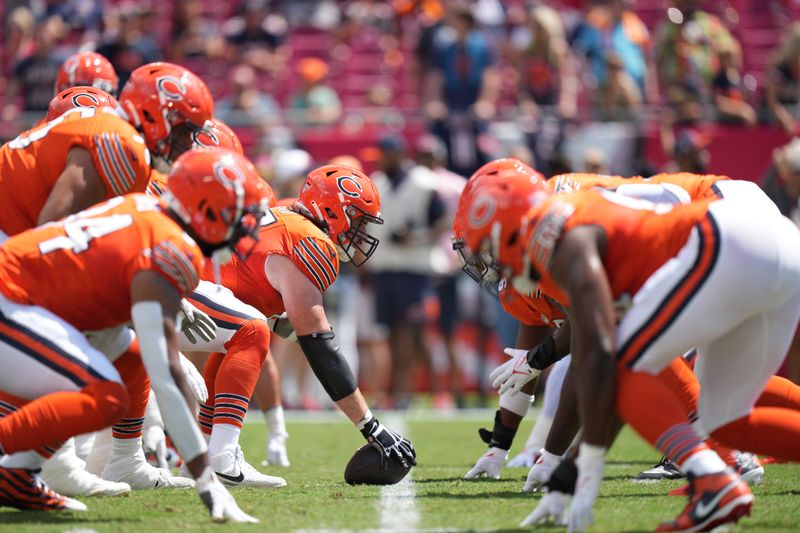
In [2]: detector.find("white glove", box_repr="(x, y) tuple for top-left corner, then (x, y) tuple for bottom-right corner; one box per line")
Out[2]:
(520, 490), (570, 526)
(179, 299), (217, 344)
(489, 348), (541, 396)
(523, 449), (561, 492)
(567, 444), (606, 533)
(179, 352), (208, 403)
(143, 425), (169, 470)
(267, 312), (297, 342)
(506, 447), (540, 468)
(196, 466), (258, 523)
(464, 447), (507, 479)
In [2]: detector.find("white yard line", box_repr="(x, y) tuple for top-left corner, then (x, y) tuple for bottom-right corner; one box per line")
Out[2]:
(248, 408), (499, 425)
(377, 414), (419, 532)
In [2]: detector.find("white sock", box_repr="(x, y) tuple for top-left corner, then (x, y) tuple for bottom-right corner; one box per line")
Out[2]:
(264, 406), (287, 440)
(73, 433), (96, 462)
(525, 414), (553, 450)
(681, 449), (728, 477)
(0, 450), (46, 469)
(208, 424), (241, 456)
(110, 437), (142, 452)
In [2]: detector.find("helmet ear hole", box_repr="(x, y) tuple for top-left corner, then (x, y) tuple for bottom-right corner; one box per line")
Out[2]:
(506, 232), (518, 247)
(325, 207), (338, 219)
(142, 109), (156, 124)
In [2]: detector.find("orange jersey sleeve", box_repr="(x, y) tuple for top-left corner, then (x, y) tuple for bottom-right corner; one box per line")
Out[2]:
(210, 207), (340, 317)
(146, 169), (169, 197)
(525, 190), (714, 305)
(548, 173), (630, 194)
(0, 107), (151, 236)
(0, 194), (203, 331)
(499, 281), (567, 327)
(644, 173), (729, 200)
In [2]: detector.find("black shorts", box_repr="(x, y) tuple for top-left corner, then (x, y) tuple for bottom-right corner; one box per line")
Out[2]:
(372, 272), (429, 327)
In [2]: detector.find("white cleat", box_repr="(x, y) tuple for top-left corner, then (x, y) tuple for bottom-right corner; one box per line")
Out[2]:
(102, 441), (194, 490)
(263, 436), (290, 468)
(41, 441), (130, 497)
(212, 445), (287, 488)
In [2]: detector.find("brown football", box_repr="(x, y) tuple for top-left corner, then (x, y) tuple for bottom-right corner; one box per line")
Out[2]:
(344, 444), (411, 485)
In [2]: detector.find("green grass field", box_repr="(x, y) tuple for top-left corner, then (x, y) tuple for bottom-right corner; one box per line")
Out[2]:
(1, 410), (799, 532)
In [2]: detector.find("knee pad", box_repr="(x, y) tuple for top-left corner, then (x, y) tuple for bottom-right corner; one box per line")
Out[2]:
(81, 380), (129, 426)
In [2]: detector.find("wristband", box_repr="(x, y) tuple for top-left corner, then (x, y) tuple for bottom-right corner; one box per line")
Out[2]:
(528, 336), (558, 370)
(356, 409), (374, 431)
(488, 410), (517, 451)
(499, 389), (534, 416)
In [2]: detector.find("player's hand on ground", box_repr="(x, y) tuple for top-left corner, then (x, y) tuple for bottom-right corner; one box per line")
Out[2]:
(196, 467), (258, 523)
(179, 298), (217, 344)
(361, 418), (417, 470)
(567, 446), (605, 532)
(523, 449), (560, 492)
(464, 446), (507, 479)
(490, 348), (541, 395)
(506, 447), (540, 468)
(178, 352), (208, 402)
(520, 490), (570, 526)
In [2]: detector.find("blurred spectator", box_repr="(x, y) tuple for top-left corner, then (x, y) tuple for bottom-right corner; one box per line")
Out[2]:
(594, 51), (641, 121)
(654, 0), (737, 100)
(2, 17), (68, 120)
(1, 7), (36, 85)
(269, 148), (313, 199)
(572, 0), (655, 101)
(511, 4), (576, 175)
(289, 57), (342, 126)
(762, 137), (800, 222)
(216, 63), (281, 127)
(39, 0), (103, 43)
(425, 6), (498, 176)
(660, 82), (705, 158)
(367, 135), (447, 408)
(223, 0), (288, 73)
(765, 23), (800, 137)
(414, 134), (467, 407)
(712, 41), (756, 126)
(360, 83), (405, 128)
(170, 0), (227, 60)
(97, 4), (162, 88)
(583, 146), (610, 173)
(664, 128), (710, 173)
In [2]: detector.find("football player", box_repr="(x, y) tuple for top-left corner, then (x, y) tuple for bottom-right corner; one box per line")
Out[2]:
(191, 164), (417, 473)
(471, 176), (800, 530)
(0, 147), (269, 521)
(55, 51), (119, 97)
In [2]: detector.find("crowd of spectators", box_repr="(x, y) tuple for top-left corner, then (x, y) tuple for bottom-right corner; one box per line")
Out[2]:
(2, 0), (800, 407)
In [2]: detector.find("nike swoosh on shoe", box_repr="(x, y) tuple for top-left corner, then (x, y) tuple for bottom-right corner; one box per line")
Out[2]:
(216, 471), (245, 484)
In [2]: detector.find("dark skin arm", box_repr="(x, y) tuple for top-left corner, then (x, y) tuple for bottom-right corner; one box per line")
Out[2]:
(131, 271), (209, 478)
(38, 147), (107, 225)
(549, 225), (617, 448)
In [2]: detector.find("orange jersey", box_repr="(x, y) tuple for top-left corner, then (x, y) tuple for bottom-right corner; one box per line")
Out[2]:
(643, 173), (728, 200)
(0, 107), (151, 236)
(0, 194), (203, 331)
(549, 173), (630, 194)
(525, 189), (715, 305)
(499, 280), (566, 328)
(209, 206), (340, 317)
(146, 169), (169, 197)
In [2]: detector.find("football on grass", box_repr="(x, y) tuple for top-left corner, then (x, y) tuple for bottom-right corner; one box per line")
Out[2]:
(344, 444), (411, 485)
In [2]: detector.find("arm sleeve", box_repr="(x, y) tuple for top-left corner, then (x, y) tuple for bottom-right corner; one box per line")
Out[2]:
(132, 301), (207, 462)
(87, 128), (151, 197)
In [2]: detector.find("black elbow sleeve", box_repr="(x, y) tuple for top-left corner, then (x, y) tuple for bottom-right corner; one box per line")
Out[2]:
(297, 331), (357, 401)
(527, 335), (559, 371)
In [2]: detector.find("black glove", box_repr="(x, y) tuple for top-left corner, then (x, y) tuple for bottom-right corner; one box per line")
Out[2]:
(361, 417), (417, 470)
(546, 456), (578, 495)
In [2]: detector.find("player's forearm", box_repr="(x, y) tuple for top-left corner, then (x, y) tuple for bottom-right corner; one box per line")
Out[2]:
(575, 346), (616, 447)
(544, 366), (581, 455)
(335, 390), (371, 425)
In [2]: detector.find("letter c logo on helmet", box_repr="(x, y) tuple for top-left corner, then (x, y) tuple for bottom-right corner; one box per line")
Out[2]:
(156, 75), (186, 102)
(468, 196), (496, 229)
(212, 160), (245, 191)
(71, 92), (100, 108)
(337, 176), (363, 198)
(193, 128), (220, 148)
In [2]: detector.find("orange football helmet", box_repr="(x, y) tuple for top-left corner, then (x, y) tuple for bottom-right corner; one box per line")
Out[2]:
(55, 51), (119, 96)
(118, 62), (214, 163)
(298, 164), (383, 266)
(193, 117), (244, 155)
(45, 86), (119, 121)
(452, 158), (546, 283)
(163, 148), (271, 260)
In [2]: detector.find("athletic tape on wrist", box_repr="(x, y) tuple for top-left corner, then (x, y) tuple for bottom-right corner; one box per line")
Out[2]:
(499, 389), (534, 416)
(297, 331), (357, 401)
